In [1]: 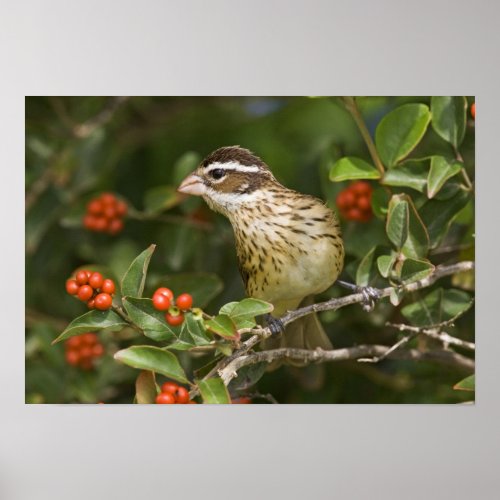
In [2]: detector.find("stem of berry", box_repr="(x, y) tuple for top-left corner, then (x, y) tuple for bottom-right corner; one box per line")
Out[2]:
(341, 96), (386, 175)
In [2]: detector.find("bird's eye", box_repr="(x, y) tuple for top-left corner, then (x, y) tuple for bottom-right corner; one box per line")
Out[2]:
(210, 168), (226, 180)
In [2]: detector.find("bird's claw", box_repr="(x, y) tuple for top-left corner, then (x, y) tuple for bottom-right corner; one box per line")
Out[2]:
(265, 315), (285, 337)
(337, 280), (381, 312)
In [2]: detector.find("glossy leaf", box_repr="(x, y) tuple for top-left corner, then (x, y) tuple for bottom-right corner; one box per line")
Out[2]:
(402, 196), (429, 259)
(371, 185), (391, 219)
(221, 298), (273, 324)
(329, 156), (381, 181)
(168, 314), (212, 350)
(399, 258), (435, 285)
(114, 346), (189, 383)
(401, 288), (472, 326)
(228, 362), (267, 391)
(453, 374), (475, 392)
(427, 156), (462, 198)
(377, 253), (397, 278)
(121, 244), (156, 298)
(356, 246), (386, 286)
(382, 160), (428, 193)
(123, 297), (176, 342)
(205, 314), (239, 340)
(160, 273), (223, 309)
(375, 104), (431, 167)
(420, 191), (470, 248)
(52, 310), (127, 344)
(143, 185), (183, 215)
(135, 371), (158, 404)
(197, 378), (231, 404)
(431, 96), (467, 148)
(386, 196), (409, 249)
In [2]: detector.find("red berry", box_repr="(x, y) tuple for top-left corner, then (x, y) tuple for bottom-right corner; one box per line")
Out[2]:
(66, 336), (82, 349)
(88, 272), (104, 289)
(115, 200), (128, 217)
(232, 397), (252, 404)
(101, 279), (115, 294)
(343, 190), (356, 208)
(156, 393), (176, 404)
(75, 270), (89, 285)
(83, 214), (96, 230)
(471, 102), (475, 119)
(175, 386), (190, 404)
(154, 287), (174, 301)
(77, 285), (93, 302)
(66, 279), (80, 295)
(93, 217), (109, 232)
(176, 293), (193, 311)
(65, 350), (80, 366)
(152, 293), (171, 311)
(94, 293), (113, 310)
(82, 333), (98, 345)
(161, 382), (178, 394)
(79, 346), (93, 359)
(100, 192), (116, 205)
(346, 207), (362, 221)
(108, 218), (124, 235)
(103, 205), (117, 220)
(87, 298), (96, 309)
(166, 310), (184, 327)
(357, 195), (371, 211)
(87, 199), (103, 215)
(351, 181), (372, 197)
(92, 343), (104, 357)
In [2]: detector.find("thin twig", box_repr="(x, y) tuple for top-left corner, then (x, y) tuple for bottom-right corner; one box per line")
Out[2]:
(219, 345), (474, 385)
(341, 97), (385, 175)
(189, 261), (474, 396)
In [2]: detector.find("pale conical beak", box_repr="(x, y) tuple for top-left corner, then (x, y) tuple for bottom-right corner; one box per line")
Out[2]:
(177, 173), (207, 196)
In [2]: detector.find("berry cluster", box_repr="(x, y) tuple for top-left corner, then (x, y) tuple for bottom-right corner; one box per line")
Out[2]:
(336, 181), (373, 222)
(83, 192), (127, 235)
(65, 333), (104, 370)
(156, 381), (197, 404)
(66, 270), (116, 310)
(151, 287), (193, 327)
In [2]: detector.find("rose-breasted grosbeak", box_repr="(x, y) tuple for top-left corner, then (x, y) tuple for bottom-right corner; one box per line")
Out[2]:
(178, 146), (344, 363)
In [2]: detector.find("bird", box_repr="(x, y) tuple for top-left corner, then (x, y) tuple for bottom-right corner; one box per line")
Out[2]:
(177, 146), (344, 364)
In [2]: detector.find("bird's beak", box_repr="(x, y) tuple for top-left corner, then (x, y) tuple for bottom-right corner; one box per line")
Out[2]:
(177, 173), (207, 196)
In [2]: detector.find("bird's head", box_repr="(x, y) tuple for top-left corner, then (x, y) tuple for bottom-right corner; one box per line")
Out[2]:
(177, 146), (277, 215)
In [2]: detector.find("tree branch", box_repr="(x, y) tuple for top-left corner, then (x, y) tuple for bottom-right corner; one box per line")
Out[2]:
(219, 345), (475, 386)
(191, 260), (474, 394)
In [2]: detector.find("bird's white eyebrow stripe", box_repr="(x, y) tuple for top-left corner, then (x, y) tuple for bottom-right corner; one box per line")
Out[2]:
(204, 161), (260, 173)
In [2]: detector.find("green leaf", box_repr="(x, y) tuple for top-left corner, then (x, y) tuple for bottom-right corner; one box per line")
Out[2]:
(121, 244), (156, 298)
(219, 302), (255, 329)
(375, 103), (431, 167)
(427, 156), (462, 198)
(122, 297), (176, 342)
(135, 371), (158, 404)
(173, 151), (201, 186)
(382, 160), (428, 193)
(228, 362), (267, 391)
(205, 314), (239, 340)
(52, 310), (127, 344)
(371, 185), (391, 219)
(356, 246), (386, 286)
(221, 298), (273, 323)
(168, 313), (212, 350)
(377, 253), (397, 278)
(402, 196), (429, 259)
(453, 374), (475, 392)
(329, 156), (381, 181)
(401, 288), (472, 326)
(398, 258), (435, 285)
(419, 191), (470, 248)
(160, 272), (223, 308)
(431, 96), (467, 148)
(114, 346), (189, 384)
(386, 196), (409, 249)
(143, 185), (183, 215)
(197, 378), (231, 404)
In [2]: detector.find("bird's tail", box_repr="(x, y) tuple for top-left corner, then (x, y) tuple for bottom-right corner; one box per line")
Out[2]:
(262, 295), (332, 370)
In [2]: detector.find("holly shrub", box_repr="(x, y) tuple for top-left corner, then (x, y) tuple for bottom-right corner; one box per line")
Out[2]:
(25, 97), (475, 404)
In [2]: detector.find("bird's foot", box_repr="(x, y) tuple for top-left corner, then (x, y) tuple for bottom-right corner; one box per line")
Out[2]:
(337, 280), (382, 312)
(265, 314), (285, 337)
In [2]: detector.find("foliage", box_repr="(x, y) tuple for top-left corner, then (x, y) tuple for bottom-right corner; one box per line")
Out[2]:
(25, 96), (475, 404)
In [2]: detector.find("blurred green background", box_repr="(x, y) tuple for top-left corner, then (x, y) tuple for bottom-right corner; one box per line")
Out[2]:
(25, 97), (474, 403)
